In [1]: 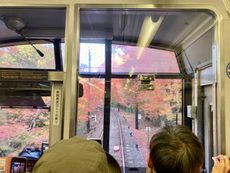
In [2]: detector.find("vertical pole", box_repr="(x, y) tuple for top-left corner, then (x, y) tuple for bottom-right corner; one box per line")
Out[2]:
(135, 102), (138, 129)
(87, 47), (91, 133)
(53, 39), (63, 71)
(103, 40), (112, 152)
(63, 5), (80, 139)
(195, 71), (204, 146)
(135, 89), (139, 129)
(212, 23), (218, 156)
(176, 113), (178, 125)
(147, 130), (149, 152)
(182, 79), (192, 130)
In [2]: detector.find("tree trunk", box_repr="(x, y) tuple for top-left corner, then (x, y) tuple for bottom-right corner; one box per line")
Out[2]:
(87, 112), (91, 133)
(29, 109), (41, 130)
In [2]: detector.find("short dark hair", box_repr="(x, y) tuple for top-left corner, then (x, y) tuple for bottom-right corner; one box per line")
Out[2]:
(149, 125), (204, 173)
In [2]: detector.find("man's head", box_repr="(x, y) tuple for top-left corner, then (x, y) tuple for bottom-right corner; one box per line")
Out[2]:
(148, 125), (204, 173)
(32, 136), (121, 173)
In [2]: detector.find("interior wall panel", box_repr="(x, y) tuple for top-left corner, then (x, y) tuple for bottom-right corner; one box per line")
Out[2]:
(182, 29), (213, 73)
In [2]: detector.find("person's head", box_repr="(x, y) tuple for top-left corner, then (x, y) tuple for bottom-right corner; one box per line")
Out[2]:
(32, 136), (122, 173)
(147, 125), (204, 173)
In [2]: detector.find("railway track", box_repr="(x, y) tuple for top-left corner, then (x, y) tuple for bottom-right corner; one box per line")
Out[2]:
(97, 107), (146, 172)
(96, 106), (125, 172)
(111, 109), (126, 173)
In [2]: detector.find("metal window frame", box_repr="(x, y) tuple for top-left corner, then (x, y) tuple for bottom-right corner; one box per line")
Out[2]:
(0, 3), (221, 156)
(72, 5), (220, 154)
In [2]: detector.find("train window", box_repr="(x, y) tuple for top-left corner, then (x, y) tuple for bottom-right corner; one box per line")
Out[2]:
(61, 43), (105, 73)
(77, 78), (105, 138)
(0, 97), (50, 156)
(79, 8), (214, 170)
(112, 45), (180, 74)
(110, 78), (182, 167)
(0, 6), (66, 70)
(0, 44), (55, 69)
(79, 43), (105, 73)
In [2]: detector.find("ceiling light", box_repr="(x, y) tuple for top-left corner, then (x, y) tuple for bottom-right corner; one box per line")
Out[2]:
(1, 16), (27, 33)
(1, 16), (44, 57)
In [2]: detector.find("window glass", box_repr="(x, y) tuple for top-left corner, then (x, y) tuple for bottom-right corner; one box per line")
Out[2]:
(61, 43), (105, 73)
(110, 78), (182, 168)
(0, 44), (55, 69)
(77, 78), (105, 138)
(112, 45), (180, 74)
(80, 43), (105, 73)
(0, 97), (50, 156)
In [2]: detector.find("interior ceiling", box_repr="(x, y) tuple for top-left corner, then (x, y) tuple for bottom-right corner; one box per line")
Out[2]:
(0, 7), (215, 51)
(0, 7), (66, 43)
(81, 9), (214, 49)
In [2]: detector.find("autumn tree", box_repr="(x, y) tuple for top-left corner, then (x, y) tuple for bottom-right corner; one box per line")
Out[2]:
(111, 44), (182, 126)
(77, 77), (105, 137)
(0, 105), (50, 156)
(0, 44), (55, 69)
(112, 44), (179, 73)
(0, 43), (54, 156)
(78, 78), (104, 121)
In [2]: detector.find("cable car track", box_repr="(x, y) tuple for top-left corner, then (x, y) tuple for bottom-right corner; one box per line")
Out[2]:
(111, 109), (126, 173)
(97, 106), (125, 172)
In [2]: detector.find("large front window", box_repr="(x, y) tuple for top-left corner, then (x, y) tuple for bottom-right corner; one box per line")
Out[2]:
(112, 45), (180, 74)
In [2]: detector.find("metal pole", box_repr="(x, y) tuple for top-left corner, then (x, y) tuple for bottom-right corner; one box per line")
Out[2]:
(135, 102), (138, 129)
(182, 79), (192, 130)
(147, 130), (149, 152)
(103, 40), (112, 152)
(63, 5), (79, 139)
(135, 89), (138, 129)
(87, 47), (91, 133)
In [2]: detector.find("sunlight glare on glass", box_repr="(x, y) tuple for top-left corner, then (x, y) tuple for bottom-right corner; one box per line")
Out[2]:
(80, 43), (105, 72)
(137, 16), (164, 60)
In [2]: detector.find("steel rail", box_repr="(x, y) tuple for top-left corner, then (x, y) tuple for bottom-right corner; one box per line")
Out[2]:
(111, 109), (125, 173)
